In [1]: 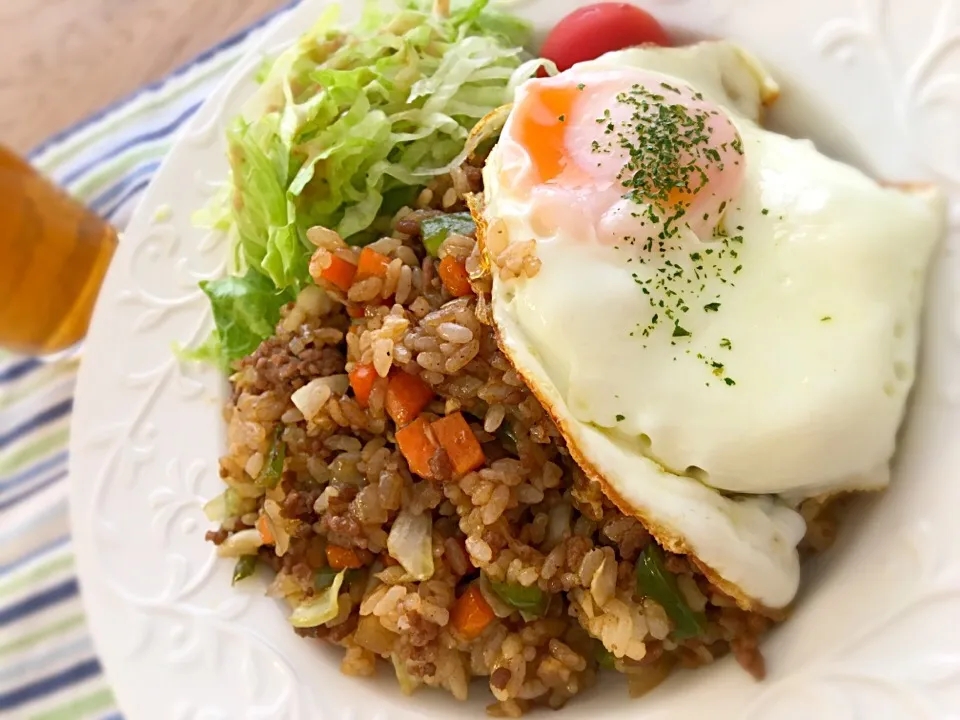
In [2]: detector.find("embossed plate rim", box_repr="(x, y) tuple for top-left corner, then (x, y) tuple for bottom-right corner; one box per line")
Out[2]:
(69, 1), (960, 718)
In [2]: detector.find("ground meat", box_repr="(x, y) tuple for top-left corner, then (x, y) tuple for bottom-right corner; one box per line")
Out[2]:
(639, 641), (664, 666)
(428, 447), (454, 483)
(258, 546), (283, 572)
(205, 528), (229, 545)
(326, 619), (358, 644)
(481, 527), (509, 554)
(407, 647), (441, 679)
(404, 612), (441, 648)
(664, 555), (692, 575)
(296, 616), (358, 643)
(282, 487), (321, 520)
(325, 484), (359, 514)
(240, 331), (346, 398)
(615, 526), (649, 562)
(394, 218), (423, 236)
(326, 513), (362, 539)
(294, 626), (321, 639)
(490, 667), (512, 689)
(394, 208), (444, 237)
(731, 636), (766, 680)
(461, 163), (483, 192)
(562, 536), (592, 572)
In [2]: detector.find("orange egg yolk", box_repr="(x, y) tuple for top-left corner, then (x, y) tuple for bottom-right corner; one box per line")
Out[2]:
(516, 84), (708, 210)
(516, 85), (581, 183)
(507, 72), (747, 246)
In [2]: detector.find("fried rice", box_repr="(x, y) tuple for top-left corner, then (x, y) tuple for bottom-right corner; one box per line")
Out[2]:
(205, 160), (840, 715)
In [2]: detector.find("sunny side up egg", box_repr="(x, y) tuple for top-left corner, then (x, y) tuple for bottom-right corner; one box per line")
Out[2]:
(477, 41), (944, 610)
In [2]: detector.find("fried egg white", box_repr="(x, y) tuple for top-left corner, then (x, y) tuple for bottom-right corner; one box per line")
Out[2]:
(479, 42), (944, 609)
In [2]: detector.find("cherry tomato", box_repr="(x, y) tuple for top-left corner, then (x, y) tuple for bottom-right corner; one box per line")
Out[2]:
(541, 3), (670, 73)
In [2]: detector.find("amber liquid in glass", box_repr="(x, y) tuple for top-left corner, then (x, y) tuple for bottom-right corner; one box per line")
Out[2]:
(0, 147), (117, 354)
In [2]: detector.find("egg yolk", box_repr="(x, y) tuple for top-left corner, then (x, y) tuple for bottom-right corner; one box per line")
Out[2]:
(508, 71), (746, 243)
(516, 86), (581, 183)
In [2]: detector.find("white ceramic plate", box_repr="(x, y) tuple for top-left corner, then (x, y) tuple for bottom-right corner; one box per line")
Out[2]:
(69, 1), (960, 718)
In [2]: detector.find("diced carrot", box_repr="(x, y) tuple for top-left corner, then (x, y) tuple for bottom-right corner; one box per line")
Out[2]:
(395, 416), (439, 479)
(438, 255), (472, 297)
(385, 371), (435, 426)
(349, 363), (378, 408)
(257, 514), (275, 545)
(320, 255), (358, 292)
(452, 584), (496, 641)
(355, 247), (393, 282)
(326, 545), (364, 570)
(430, 412), (486, 476)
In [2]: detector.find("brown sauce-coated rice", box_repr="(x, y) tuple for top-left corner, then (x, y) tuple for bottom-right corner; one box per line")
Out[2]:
(208, 165), (841, 714)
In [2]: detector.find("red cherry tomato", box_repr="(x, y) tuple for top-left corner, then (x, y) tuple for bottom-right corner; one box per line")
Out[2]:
(541, 3), (671, 73)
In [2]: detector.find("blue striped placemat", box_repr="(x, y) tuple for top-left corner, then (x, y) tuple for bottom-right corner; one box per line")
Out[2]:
(0, 6), (294, 718)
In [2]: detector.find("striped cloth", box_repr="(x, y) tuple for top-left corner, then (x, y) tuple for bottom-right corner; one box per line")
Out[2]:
(0, 7), (294, 718)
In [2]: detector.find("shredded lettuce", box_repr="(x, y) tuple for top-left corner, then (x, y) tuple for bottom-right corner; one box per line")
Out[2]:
(223, 0), (532, 285)
(189, 0), (536, 369)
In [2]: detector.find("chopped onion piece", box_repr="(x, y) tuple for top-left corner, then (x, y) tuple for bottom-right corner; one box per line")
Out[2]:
(392, 654), (420, 696)
(291, 375), (349, 421)
(203, 494), (227, 522)
(216, 528), (263, 557)
(387, 510), (434, 581)
(289, 570), (346, 628)
(544, 501), (572, 550)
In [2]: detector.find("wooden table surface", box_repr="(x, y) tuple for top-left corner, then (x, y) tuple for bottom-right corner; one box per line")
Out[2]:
(0, 0), (288, 154)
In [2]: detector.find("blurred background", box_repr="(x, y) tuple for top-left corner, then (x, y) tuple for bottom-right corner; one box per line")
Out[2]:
(0, 0), (287, 152)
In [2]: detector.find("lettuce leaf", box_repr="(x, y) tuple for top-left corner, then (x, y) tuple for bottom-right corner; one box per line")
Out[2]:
(198, 269), (295, 366)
